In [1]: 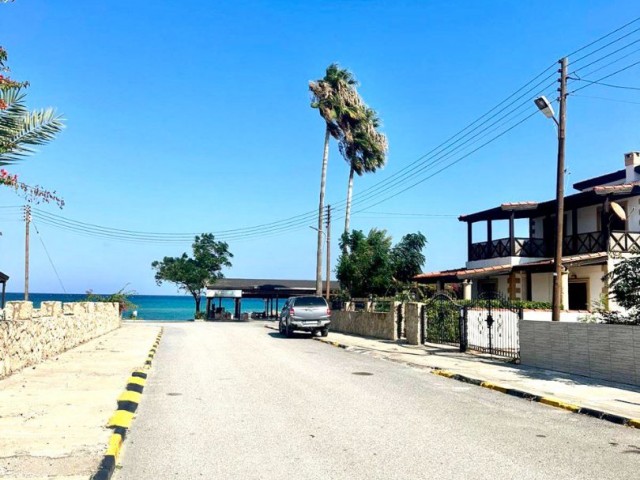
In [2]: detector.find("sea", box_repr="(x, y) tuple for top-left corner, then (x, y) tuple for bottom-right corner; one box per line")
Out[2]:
(3, 292), (268, 321)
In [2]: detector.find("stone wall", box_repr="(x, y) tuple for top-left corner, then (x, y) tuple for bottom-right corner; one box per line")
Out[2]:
(0, 301), (121, 378)
(520, 320), (640, 386)
(330, 304), (399, 341)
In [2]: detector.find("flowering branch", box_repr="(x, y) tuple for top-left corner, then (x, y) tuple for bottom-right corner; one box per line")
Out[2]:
(1, 169), (64, 208)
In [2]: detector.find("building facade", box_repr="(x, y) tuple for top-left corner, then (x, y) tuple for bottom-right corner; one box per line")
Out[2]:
(415, 152), (640, 312)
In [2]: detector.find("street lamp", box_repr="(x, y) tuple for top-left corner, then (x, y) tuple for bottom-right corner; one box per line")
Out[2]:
(309, 226), (330, 301)
(534, 57), (568, 322)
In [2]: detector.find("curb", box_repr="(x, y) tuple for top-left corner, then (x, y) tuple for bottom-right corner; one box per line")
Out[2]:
(91, 328), (164, 480)
(429, 368), (640, 430)
(282, 325), (640, 431)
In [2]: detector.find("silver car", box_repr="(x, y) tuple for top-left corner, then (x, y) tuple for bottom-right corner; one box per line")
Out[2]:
(279, 296), (331, 337)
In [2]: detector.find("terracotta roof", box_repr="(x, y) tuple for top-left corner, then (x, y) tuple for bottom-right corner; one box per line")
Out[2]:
(500, 201), (538, 211)
(414, 252), (608, 283)
(593, 182), (640, 195)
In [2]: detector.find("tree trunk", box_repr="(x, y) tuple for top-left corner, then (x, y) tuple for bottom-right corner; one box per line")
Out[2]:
(193, 293), (201, 316)
(344, 165), (355, 248)
(316, 126), (330, 295)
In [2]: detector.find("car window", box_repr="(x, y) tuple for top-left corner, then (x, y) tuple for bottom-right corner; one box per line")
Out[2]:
(293, 297), (327, 307)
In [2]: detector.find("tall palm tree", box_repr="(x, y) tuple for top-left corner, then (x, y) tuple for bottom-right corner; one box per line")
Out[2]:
(340, 106), (388, 239)
(309, 64), (360, 295)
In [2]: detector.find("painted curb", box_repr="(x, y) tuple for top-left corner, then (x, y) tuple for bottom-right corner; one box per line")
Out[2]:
(90, 328), (164, 480)
(265, 323), (640, 430)
(430, 368), (640, 429)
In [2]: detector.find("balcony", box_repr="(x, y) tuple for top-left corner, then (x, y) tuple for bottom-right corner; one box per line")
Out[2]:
(468, 231), (640, 261)
(469, 238), (546, 261)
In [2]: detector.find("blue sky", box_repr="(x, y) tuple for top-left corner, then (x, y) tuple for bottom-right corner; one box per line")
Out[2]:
(1, 0), (640, 295)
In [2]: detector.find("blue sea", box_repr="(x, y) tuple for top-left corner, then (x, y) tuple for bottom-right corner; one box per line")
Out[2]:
(3, 292), (268, 321)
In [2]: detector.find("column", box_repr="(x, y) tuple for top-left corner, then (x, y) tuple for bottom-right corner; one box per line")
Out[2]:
(561, 270), (569, 316)
(463, 280), (472, 300)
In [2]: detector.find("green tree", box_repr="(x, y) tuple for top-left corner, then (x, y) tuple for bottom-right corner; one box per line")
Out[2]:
(337, 229), (427, 298)
(605, 256), (640, 318)
(336, 229), (394, 297)
(151, 234), (233, 316)
(391, 232), (427, 284)
(309, 63), (361, 294)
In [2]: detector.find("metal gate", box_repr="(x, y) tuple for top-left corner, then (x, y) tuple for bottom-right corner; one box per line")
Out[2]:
(422, 292), (464, 348)
(466, 291), (522, 359)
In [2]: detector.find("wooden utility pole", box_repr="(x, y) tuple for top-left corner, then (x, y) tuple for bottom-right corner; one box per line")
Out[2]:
(325, 205), (331, 301)
(24, 204), (31, 301)
(552, 57), (568, 322)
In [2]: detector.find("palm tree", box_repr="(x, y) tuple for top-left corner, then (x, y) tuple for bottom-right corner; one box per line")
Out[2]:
(309, 64), (360, 295)
(340, 106), (388, 239)
(0, 88), (65, 166)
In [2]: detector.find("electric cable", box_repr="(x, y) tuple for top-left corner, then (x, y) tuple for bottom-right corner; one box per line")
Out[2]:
(32, 221), (67, 293)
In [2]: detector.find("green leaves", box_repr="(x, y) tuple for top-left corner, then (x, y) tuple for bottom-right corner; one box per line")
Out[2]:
(605, 256), (640, 318)
(151, 234), (233, 315)
(337, 229), (426, 298)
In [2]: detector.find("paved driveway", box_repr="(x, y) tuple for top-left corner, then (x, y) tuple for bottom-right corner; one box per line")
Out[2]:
(115, 322), (640, 480)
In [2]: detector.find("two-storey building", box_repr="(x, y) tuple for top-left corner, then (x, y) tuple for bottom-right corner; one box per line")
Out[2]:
(414, 152), (640, 312)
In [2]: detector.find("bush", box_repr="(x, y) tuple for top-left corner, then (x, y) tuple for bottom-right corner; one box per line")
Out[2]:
(85, 287), (137, 315)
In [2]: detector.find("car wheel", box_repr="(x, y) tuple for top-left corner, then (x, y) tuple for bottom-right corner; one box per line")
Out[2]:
(321, 327), (329, 337)
(278, 321), (284, 334)
(286, 324), (294, 338)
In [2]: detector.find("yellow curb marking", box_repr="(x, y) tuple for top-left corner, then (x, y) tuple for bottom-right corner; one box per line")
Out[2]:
(106, 433), (123, 457)
(127, 376), (146, 387)
(432, 370), (454, 378)
(628, 418), (640, 429)
(480, 381), (508, 393)
(107, 410), (135, 428)
(539, 397), (580, 412)
(118, 391), (142, 403)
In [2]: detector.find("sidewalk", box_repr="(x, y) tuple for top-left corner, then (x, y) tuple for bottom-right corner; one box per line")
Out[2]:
(267, 323), (640, 425)
(0, 322), (161, 480)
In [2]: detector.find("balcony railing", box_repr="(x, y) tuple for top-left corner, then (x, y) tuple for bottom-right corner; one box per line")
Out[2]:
(469, 230), (640, 261)
(469, 238), (546, 261)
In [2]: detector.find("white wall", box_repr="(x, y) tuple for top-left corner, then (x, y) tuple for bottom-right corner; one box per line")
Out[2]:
(531, 272), (552, 303)
(577, 205), (598, 233)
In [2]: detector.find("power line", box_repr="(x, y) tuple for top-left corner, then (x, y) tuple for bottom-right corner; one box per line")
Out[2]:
(571, 78), (640, 90)
(570, 59), (640, 94)
(566, 16), (640, 58)
(572, 93), (640, 105)
(32, 221), (67, 293)
(8, 18), (640, 246)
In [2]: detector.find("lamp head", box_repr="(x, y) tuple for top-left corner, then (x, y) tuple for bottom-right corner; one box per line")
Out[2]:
(534, 96), (556, 119)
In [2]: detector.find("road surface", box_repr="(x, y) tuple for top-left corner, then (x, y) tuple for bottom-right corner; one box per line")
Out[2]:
(115, 322), (640, 479)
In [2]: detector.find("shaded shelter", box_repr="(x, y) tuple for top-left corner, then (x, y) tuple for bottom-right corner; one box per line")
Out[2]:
(205, 278), (339, 319)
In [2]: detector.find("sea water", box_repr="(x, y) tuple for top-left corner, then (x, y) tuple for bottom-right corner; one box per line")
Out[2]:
(3, 292), (268, 321)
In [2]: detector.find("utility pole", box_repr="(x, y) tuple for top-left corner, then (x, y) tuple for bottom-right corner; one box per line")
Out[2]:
(552, 57), (568, 322)
(24, 204), (31, 301)
(325, 205), (331, 301)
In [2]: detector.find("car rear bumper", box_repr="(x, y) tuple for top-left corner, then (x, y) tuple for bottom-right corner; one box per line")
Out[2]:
(290, 319), (331, 331)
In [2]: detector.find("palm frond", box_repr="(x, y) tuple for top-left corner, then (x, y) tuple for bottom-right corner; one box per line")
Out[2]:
(0, 106), (65, 165)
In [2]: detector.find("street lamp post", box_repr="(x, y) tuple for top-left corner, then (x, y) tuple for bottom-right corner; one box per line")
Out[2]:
(534, 57), (568, 322)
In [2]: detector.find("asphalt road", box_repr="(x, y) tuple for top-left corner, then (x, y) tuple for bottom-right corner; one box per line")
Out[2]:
(115, 322), (640, 480)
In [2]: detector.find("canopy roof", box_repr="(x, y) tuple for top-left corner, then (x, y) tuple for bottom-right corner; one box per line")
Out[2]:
(414, 252), (607, 284)
(206, 278), (339, 299)
(458, 185), (640, 223)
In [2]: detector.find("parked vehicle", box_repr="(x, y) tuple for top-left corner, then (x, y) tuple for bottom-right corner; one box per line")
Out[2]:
(279, 296), (331, 337)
